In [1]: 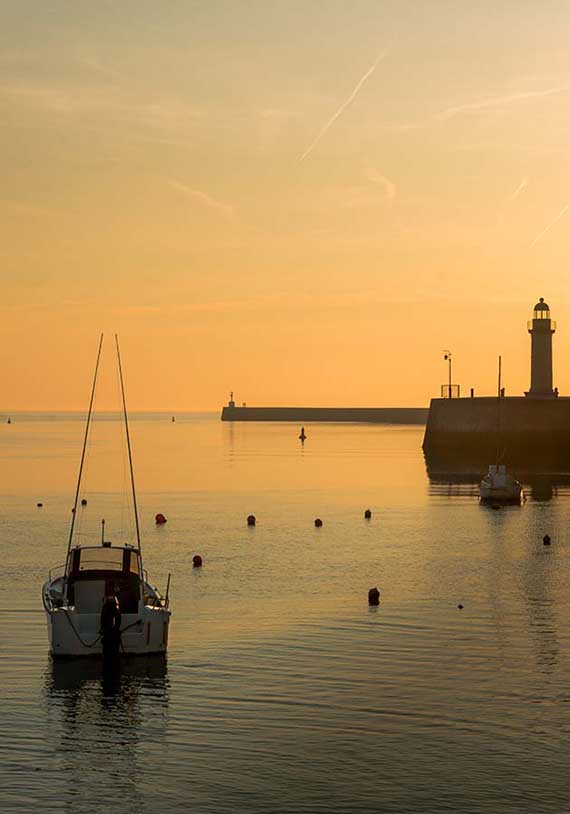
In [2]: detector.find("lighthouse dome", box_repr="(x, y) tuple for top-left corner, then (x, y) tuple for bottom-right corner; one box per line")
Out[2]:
(534, 297), (550, 311)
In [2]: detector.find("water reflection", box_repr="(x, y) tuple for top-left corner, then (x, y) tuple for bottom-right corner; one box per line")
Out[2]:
(44, 656), (169, 813)
(521, 544), (560, 676)
(425, 452), (570, 502)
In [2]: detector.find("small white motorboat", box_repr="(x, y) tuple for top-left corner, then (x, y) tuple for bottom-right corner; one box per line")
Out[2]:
(42, 335), (171, 657)
(479, 464), (524, 503)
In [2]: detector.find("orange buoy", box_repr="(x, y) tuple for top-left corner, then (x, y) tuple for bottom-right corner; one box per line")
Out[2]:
(155, 513), (167, 525)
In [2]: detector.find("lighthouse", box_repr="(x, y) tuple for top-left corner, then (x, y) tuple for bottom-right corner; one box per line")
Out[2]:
(526, 298), (556, 398)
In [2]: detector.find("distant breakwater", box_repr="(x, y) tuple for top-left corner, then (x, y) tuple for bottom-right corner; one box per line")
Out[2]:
(221, 406), (428, 423)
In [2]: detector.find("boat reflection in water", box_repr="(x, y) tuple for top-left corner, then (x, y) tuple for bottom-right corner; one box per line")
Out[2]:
(44, 656), (169, 811)
(425, 450), (570, 502)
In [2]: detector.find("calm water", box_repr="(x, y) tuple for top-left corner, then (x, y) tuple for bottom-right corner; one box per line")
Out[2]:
(1, 413), (570, 813)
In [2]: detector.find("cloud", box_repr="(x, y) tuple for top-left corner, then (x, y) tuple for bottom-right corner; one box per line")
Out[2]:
(165, 179), (235, 220)
(365, 169), (396, 205)
(0, 81), (203, 131)
(299, 50), (387, 161)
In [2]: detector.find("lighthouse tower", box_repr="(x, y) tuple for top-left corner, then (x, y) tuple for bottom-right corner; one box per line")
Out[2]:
(526, 298), (556, 398)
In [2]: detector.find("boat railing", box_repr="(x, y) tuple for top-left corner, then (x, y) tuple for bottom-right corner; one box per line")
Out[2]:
(48, 563), (67, 580)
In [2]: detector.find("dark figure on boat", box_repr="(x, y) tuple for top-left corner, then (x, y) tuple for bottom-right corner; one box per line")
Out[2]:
(100, 586), (122, 659)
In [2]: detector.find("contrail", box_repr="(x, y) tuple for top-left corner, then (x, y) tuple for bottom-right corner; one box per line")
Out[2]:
(508, 177), (528, 202)
(531, 202), (570, 246)
(300, 51), (387, 162)
(438, 85), (570, 120)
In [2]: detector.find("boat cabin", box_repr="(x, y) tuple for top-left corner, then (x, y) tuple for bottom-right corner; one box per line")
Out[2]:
(65, 544), (142, 614)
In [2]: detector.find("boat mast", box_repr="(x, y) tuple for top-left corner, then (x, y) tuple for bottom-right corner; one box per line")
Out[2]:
(496, 354), (502, 463)
(115, 335), (142, 555)
(66, 333), (104, 559)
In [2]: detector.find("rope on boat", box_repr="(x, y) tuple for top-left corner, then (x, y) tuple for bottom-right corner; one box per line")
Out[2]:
(61, 610), (144, 650)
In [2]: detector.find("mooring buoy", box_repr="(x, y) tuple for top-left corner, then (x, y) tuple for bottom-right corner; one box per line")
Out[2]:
(314, 518), (323, 528)
(192, 554), (203, 568)
(247, 514), (256, 527)
(543, 534), (551, 546)
(368, 587), (380, 606)
(364, 509), (372, 519)
(155, 513), (167, 525)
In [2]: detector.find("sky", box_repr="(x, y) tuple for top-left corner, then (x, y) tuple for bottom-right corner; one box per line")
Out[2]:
(2, 1), (570, 409)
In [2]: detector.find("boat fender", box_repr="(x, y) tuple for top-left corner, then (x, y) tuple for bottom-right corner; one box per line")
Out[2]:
(368, 587), (380, 606)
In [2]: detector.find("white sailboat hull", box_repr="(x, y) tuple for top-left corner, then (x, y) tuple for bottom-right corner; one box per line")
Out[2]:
(479, 464), (524, 503)
(44, 602), (170, 658)
(43, 577), (170, 657)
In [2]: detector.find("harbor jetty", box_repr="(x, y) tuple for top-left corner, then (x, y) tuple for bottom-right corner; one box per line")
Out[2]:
(221, 393), (427, 424)
(423, 298), (570, 467)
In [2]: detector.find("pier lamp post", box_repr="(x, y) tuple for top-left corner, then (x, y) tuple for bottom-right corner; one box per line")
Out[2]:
(443, 350), (452, 398)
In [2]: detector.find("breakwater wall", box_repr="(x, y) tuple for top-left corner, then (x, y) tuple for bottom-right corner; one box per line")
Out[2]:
(423, 396), (570, 466)
(221, 406), (428, 424)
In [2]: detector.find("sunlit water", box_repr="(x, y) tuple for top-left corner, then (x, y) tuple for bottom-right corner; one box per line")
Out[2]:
(1, 413), (570, 813)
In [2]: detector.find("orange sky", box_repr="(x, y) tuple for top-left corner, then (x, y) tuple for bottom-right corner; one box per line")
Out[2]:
(2, 2), (570, 409)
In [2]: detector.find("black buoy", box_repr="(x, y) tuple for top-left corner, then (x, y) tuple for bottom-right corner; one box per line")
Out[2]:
(543, 534), (551, 546)
(458, 604), (464, 610)
(364, 509), (372, 519)
(314, 518), (323, 528)
(247, 514), (256, 526)
(37, 502), (43, 508)
(155, 513), (167, 525)
(192, 554), (203, 568)
(368, 587), (380, 606)
(81, 498), (87, 506)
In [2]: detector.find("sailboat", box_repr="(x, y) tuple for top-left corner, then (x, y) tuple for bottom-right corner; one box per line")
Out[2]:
(42, 335), (172, 657)
(479, 356), (524, 504)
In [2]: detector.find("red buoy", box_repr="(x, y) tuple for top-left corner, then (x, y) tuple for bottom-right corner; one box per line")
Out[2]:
(155, 513), (167, 525)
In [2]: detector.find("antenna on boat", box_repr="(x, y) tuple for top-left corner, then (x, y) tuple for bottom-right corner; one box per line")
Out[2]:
(115, 334), (142, 554)
(66, 333), (104, 559)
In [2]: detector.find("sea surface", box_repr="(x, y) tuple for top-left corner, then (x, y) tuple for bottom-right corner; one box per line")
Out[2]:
(2, 412), (570, 813)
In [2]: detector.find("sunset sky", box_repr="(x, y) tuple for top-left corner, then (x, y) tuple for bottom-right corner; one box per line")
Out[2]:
(3, 1), (570, 409)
